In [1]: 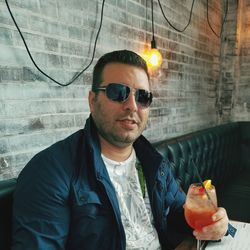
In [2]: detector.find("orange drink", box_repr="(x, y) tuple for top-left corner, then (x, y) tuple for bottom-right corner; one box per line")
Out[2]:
(184, 182), (217, 231)
(184, 205), (216, 231)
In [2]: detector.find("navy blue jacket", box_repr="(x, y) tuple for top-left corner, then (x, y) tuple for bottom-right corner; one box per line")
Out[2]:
(12, 116), (191, 250)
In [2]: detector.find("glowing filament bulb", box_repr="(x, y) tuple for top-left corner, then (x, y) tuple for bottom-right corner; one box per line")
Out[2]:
(148, 48), (163, 68)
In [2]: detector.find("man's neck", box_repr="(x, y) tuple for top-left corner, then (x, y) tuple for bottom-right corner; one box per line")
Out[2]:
(99, 137), (133, 162)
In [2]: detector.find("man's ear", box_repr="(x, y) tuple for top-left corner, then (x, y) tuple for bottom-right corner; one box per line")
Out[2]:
(88, 91), (95, 112)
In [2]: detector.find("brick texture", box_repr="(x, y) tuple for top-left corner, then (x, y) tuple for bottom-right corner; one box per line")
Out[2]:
(219, 0), (250, 122)
(0, 0), (248, 180)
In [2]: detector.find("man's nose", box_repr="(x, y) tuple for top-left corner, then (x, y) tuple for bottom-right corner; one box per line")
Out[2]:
(122, 91), (138, 111)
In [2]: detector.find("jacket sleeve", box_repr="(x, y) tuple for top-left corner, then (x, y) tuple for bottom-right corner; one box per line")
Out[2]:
(163, 162), (193, 249)
(12, 149), (72, 250)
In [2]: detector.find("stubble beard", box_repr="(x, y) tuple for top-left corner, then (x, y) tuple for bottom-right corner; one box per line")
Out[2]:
(92, 101), (148, 148)
(97, 123), (142, 148)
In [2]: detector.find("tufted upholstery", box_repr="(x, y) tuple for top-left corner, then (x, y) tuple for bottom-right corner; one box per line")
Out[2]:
(154, 121), (250, 222)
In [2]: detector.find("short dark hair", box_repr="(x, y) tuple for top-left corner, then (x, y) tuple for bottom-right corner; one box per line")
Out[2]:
(92, 50), (149, 91)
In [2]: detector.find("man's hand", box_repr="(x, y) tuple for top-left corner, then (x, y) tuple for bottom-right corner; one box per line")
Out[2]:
(193, 207), (229, 240)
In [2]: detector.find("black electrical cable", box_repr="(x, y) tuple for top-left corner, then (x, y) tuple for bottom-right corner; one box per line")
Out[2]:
(206, 0), (228, 38)
(151, 0), (155, 40)
(5, 0), (106, 86)
(157, 0), (196, 32)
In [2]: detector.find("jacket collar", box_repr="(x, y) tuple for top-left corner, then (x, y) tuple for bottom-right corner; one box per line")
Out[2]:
(133, 136), (164, 193)
(84, 115), (109, 179)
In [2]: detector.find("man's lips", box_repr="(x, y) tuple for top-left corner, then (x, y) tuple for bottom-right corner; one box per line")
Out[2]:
(117, 119), (138, 129)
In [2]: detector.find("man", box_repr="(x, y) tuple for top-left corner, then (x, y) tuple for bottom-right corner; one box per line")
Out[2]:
(12, 50), (229, 250)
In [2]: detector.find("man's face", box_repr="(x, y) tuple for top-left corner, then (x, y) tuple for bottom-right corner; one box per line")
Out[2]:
(89, 63), (150, 148)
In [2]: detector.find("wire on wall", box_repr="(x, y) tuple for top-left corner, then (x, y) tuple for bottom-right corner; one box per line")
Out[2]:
(157, 0), (196, 33)
(5, 0), (229, 87)
(157, 0), (228, 38)
(206, 0), (228, 38)
(5, 0), (106, 87)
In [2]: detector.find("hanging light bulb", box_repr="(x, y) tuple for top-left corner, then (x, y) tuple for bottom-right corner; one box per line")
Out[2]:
(142, 40), (163, 69)
(147, 39), (163, 68)
(142, 0), (163, 69)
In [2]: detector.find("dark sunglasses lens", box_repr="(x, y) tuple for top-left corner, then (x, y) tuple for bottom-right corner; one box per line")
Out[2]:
(136, 90), (153, 107)
(106, 84), (130, 102)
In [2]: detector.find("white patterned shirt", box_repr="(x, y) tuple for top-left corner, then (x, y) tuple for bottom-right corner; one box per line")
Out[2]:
(102, 149), (161, 250)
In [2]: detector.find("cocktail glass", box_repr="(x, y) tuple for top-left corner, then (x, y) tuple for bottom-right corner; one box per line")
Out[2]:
(184, 183), (217, 250)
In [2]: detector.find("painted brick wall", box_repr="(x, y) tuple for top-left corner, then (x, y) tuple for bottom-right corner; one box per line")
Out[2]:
(0, 0), (232, 180)
(219, 0), (250, 122)
(232, 0), (250, 121)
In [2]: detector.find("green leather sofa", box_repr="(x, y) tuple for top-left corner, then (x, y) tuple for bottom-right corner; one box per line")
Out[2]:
(154, 121), (250, 222)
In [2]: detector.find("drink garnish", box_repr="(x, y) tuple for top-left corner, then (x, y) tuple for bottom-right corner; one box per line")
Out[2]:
(199, 180), (212, 194)
(191, 159), (217, 209)
(198, 187), (205, 194)
(203, 179), (212, 189)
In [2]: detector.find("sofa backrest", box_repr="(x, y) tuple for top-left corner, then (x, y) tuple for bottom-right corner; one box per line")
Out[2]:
(239, 122), (250, 172)
(154, 122), (241, 193)
(0, 178), (17, 250)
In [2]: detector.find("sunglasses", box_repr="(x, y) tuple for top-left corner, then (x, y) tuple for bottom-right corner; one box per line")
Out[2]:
(93, 83), (153, 108)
